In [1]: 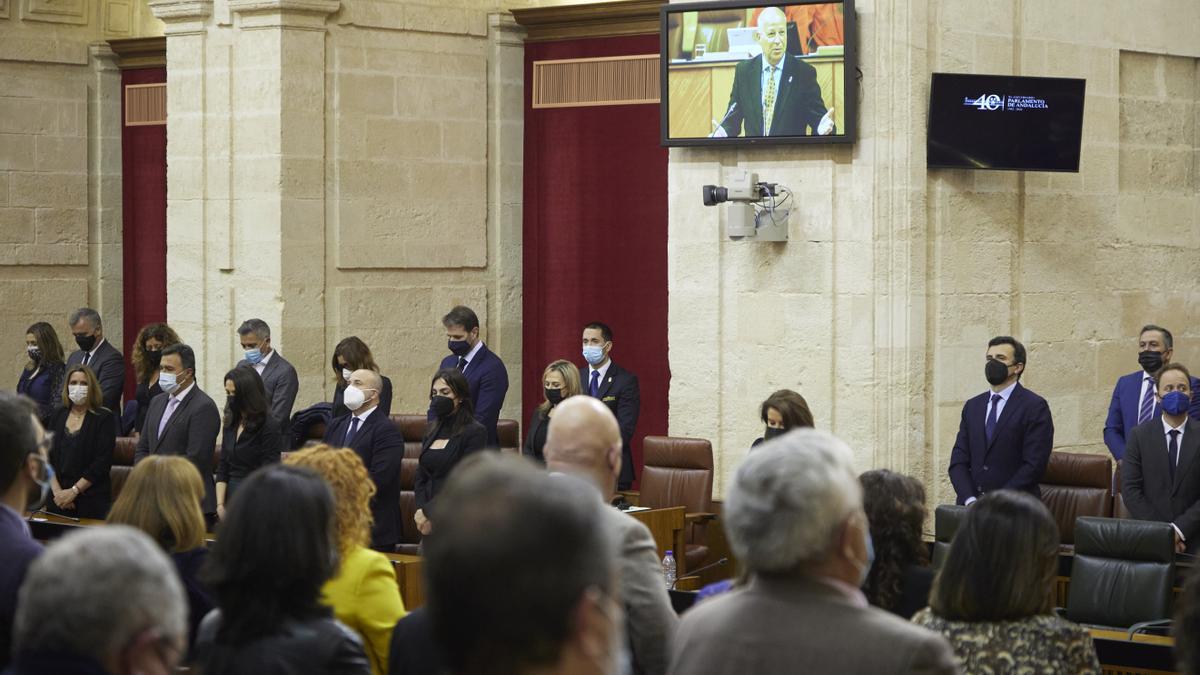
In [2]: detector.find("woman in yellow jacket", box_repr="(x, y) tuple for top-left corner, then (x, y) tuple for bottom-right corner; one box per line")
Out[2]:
(287, 444), (406, 675)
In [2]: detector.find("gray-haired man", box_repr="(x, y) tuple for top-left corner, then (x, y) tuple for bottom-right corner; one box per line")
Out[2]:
(65, 307), (125, 413)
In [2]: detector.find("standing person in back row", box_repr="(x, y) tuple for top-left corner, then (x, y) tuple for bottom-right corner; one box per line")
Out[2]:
(580, 322), (640, 491)
(949, 336), (1054, 505)
(1104, 324), (1200, 461)
(65, 308), (124, 413)
(432, 306), (508, 446)
(236, 319), (299, 442)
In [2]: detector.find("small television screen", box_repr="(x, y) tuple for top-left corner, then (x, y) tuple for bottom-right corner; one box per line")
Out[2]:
(927, 73), (1086, 172)
(660, 1), (856, 147)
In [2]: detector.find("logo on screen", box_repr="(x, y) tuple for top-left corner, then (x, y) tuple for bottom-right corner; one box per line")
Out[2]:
(963, 94), (1004, 111)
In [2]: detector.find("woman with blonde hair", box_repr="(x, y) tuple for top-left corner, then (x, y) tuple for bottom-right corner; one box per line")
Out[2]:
(521, 359), (582, 464)
(45, 364), (115, 519)
(108, 455), (214, 649)
(286, 445), (405, 675)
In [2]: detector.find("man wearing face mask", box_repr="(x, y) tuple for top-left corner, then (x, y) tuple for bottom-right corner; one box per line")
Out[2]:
(948, 336), (1054, 506)
(1121, 363), (1200, 554)
(432, 306), (509, 446)
(134, 344), (222, 524)
(236, 318), (299, 443)
(323, 369), (404, 551)
(579, 322), (641, 491)
(64, 307), (125, 413)
(1104, 325), (1200, 461)
(0, 392), (49, 670)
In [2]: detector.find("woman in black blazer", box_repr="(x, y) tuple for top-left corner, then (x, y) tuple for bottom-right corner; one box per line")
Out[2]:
(215, 366), (284, 520)
(523, 359), (582, 464)
(46, 364), (115, 519)
(414, 368), (487, 536)
(330, 336), (394, 419)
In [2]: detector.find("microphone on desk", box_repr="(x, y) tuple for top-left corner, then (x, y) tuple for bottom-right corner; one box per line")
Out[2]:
(671, 557), (729, 590)
(28, 509), (80, 523)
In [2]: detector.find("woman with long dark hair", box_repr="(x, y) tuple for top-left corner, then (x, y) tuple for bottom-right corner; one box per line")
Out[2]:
(412, 368), (487, 537)
(215, 365), (283, 520)
(750, 389), (815, 449)
(860, 469), (930, 618)
(130, 323), (181, 435)
(196, 464), (370, 674)
(330, 337), (393, 419)
(17, 322), (66, 425)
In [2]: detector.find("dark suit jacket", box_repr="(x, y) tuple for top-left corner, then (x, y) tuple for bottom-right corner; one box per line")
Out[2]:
(66, 339), (124, 413)
(948, 382), (1054, 505)
(46, 406), (115, 519)
(236, 351), (299, 441)
(332, 376), (393, 420)
(719, 53), (829, 138)
(1121, 417), (1200, 548)
(216, 415), (284, 490)
(522, 408), (550, 464)
(414, 418), (487, 521)
(387, 608), (441, 675)
(580, 361), (640, 489)
(433, 344), (508, 446)
(1104, 370), (1200, 460)
(323, 409), (404, 549)
(0, 506), (43, 671)
(134, 385), (222, 513)
(16, 362), (65, 425)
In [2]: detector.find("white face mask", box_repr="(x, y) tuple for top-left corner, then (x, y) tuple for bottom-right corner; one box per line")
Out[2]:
(342, 368), (353, 381)
(343, 385), (366, 411)
(68, 384), (88, 405)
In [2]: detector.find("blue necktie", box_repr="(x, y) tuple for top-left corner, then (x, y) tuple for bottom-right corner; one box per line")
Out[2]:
(1138, 378), (1156, 424)
(345, 417), (361, 446)
(985, 394), (1002, 445)
(589, 370), (600, 398)
(1168, 430), (1180, 482)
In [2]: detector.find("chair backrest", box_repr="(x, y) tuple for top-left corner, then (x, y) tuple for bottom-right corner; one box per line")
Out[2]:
(1112, 463), (1132, 519)
(932, 504), (968, 570)
(110, 437), (138, 503)
(390, 415), (428, 550)
(497, 418), (520, 455)
(1066, 517), (1176, 628)
(640, 436), (713, 546)
(1039, 451), (1113, 544)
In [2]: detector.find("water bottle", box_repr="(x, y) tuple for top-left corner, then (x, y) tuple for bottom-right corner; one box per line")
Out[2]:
(662, 550), (677, 589)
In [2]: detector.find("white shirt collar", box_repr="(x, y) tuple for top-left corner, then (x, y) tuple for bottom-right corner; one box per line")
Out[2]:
(988, 380), (1018, 401)
(258, 349), (274, 367)
(463, 340), (485, 364)
(353, 404), (378, 423)
(589, 359), (612, 385)
(1163, 415), (1186, 437)
(87, 337), (106, 359)
(171, 381), (196, 403)
(762, 56), (783, 74)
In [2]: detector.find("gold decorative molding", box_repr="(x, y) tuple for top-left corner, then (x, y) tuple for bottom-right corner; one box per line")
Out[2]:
(532, 54), (659, 108)
(107, 36), (166, 68)
(510, 0), (664, 43)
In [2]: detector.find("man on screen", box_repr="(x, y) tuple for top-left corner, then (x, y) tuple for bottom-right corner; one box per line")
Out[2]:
(713, 6), (835, 138)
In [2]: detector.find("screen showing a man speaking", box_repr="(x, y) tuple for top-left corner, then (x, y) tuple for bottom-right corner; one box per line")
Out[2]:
(662, 2), (852, 145)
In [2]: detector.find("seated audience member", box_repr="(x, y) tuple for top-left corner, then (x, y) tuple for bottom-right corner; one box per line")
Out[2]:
(322, 369), (404, 551)
(523, 359), (582, 465)
(1121, 363), (1200, 553)
(286, 445), (406, 675)
(668, 429), (957, 675)
(236, 318), (300, 441)
(1178, 569), (1200, 675)
(861, 469), (931, 619)
(8, 526), (187, 675)
(331, 336), (394, 419)
(216, 365), (284, 520)
(108, 455), (215, 650)
(913, 491), (1099, 672)
(413, 368), (487, 537)
(46, 365), (115, 519)
(196, 464), (370, 674)
(17, 321), (66, 425)
(65, 307), (125, 413)
(544, 396), (678, 675)
(424, 452), (621, 675)
(130, 322), (181, 436)
(0, 393), (48, 671)
(750, 389), (815, 449)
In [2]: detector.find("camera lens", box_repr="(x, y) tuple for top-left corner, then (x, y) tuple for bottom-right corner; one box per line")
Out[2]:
(702, 185), (728, 206)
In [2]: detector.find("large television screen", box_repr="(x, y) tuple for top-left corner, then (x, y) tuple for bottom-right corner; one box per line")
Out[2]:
(927, 73), (1086, 172)
(660, 1), (856, 147)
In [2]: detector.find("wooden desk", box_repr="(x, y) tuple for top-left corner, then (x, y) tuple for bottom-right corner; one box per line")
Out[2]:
(385, 553), (424, 610)
(628, 506), (687, 577)
(1090, 628), (1176, 674)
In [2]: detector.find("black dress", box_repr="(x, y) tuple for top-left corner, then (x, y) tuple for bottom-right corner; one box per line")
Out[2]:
(47, 407), (115, 519)
(216, 416), (285, 502)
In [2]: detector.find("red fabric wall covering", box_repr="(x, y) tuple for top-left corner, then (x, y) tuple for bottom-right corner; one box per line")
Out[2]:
(523, 35), (669, 487)
(120, 67), (168, 401)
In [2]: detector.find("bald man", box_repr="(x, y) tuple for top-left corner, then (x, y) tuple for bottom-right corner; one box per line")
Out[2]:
(545, 397), (678, 675)
(323, 369), (404, 550)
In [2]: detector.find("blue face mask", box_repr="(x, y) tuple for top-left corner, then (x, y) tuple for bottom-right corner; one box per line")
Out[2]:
(158, 371), (179, 394)
(582, 345), (606, 366)
(859, 530), (875, 589)
(244, 347), (263, 365)
(1162, 390), (1190, 416)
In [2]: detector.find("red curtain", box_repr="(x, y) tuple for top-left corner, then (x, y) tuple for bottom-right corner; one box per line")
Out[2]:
(523, 35), (669, 487)
(120, 67), (168, 400)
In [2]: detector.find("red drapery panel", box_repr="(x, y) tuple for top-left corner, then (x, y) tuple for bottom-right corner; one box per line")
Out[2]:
(523, 34), (669, 488)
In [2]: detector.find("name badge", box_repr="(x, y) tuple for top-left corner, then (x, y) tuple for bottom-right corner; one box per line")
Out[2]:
(430, 439), (449, 450)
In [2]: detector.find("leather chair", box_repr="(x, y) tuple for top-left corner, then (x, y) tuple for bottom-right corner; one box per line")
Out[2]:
(110, 436), (138, 503)
(497, 418), (520, 455)
(390, 414), (428, 555)
(1039, 451), (1113, 545)
(1113, 462), (1132, 519)
(1065, 517), (1176, 632)
(932, 504), (968, 570)
(639, 436), (715, 572)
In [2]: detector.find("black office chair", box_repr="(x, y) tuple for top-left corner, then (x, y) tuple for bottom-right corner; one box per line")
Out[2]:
(932, 504), (968, 570)
(1065, 517), (1176, 636)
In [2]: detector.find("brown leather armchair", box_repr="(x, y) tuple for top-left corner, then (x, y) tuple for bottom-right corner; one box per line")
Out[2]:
(639, 436), (716, 572)
(497, 418), (520, 455)
(1113, 462), (1132, 519)
(390, 414), (428, 555)
(1039, 451), (1113, 545)
(111, 436), (137, 503)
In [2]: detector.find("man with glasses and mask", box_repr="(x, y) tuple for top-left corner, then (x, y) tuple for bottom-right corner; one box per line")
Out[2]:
(0, 392), (50, 670)
(1104, 324), (1200, 461)
(948, 336), (1054, 506)
(65, 307), (125, 413)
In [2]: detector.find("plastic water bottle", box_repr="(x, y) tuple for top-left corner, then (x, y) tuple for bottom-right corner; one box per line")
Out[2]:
(662, 550), (677, 589)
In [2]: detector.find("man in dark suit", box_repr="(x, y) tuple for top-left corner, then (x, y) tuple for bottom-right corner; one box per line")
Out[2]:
(1122, 363), (1200, 554)
(324, 369), (403, 551)
(580, 321), (641, 491)
(1104, 324), (1200, 461)
(134, 344), (222, 520)
(236, 318), (300, 440)
(65, 307), (124, 413)
(432, 305), (508, 446)
(715, 6), (834, 138)
(0, 393), (48, 670)
(949, 336), (1054, 506)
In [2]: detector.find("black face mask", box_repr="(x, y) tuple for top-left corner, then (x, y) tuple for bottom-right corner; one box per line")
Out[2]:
(145, 350), (162, 369)
(545, 388), (564, 406)
(447, 340), (471, 357)
(1138, 350), (1164, 374)
(226, 395), (239, 414)
(27, 348), (41, 363)
(985, 359), (1012, 386)
(431, 395), (455, 419)
(75, 334), (97, 352)
(763, 426), (785, 441)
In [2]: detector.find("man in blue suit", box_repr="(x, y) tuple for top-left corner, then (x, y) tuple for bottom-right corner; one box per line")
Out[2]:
(432, 306), (509, 446)
(1104, 324), (1200, 461)
(949, 336), (1054, 505)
